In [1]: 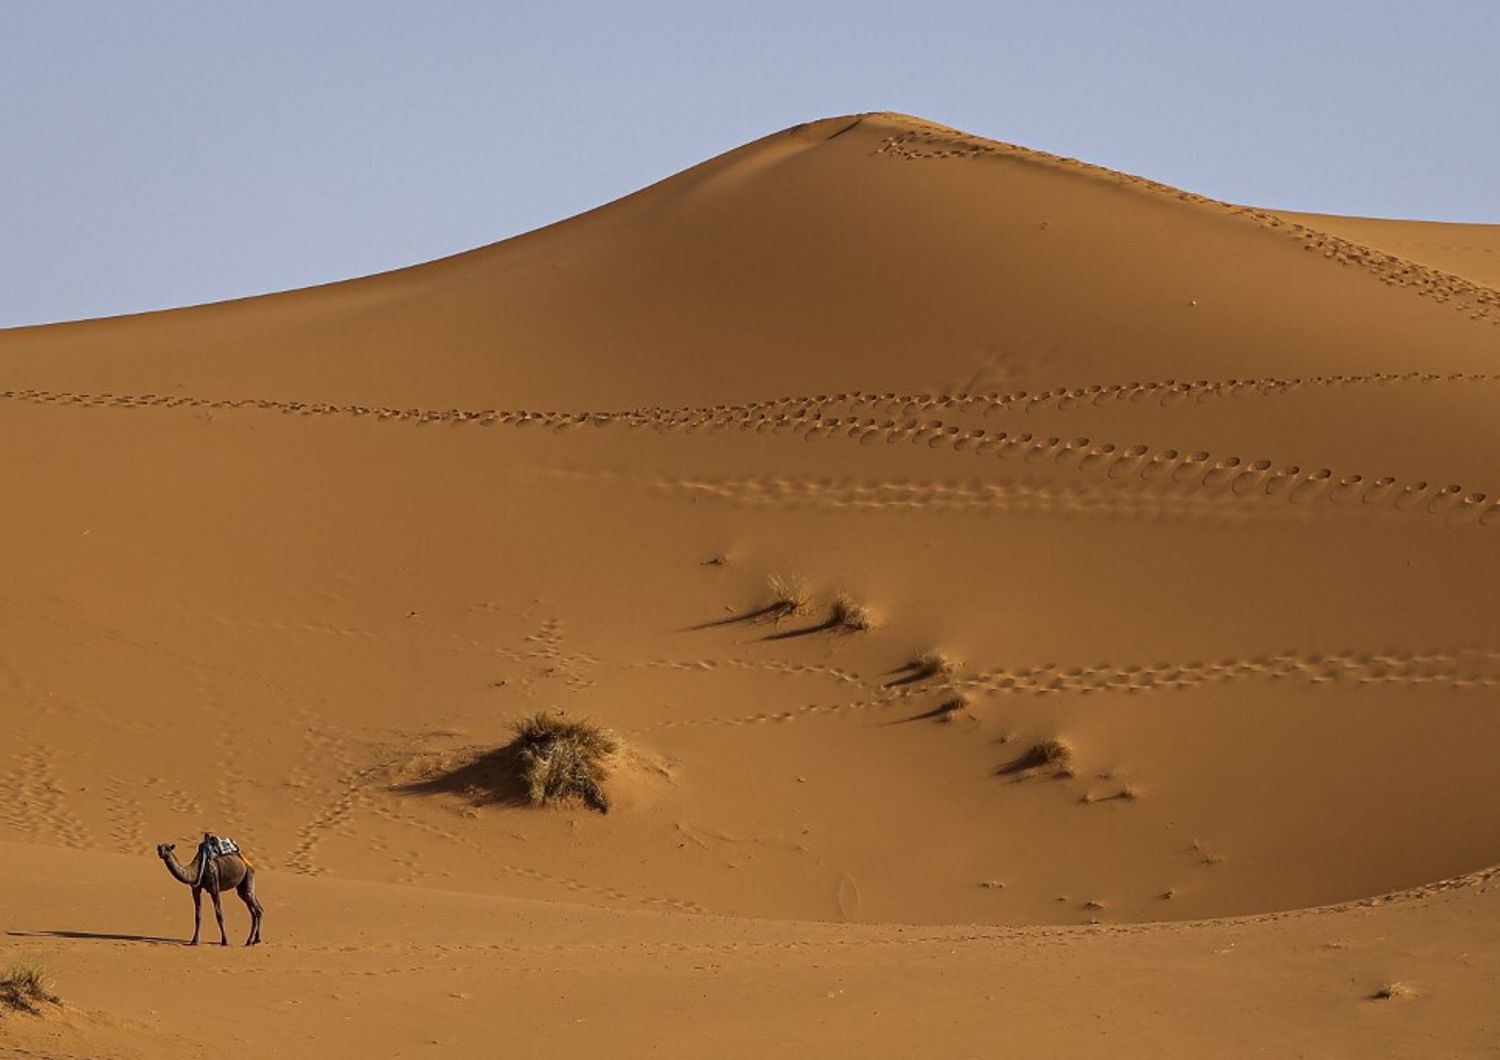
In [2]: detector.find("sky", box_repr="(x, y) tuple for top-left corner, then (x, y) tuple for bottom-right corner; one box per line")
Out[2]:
(2, 1), (1497, 327)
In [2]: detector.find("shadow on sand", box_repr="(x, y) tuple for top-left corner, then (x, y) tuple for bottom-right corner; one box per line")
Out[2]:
(883, 661), (946, 688)
(682, 602), (791, 632)
(759, 618), (842, 642)
(885, 697), (970, 725)
(394, 745), (530, 807)
(8, 929), (181, 946)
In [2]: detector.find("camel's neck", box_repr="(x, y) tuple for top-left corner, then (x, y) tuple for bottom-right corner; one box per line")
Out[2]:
(161, 850), (201, 886)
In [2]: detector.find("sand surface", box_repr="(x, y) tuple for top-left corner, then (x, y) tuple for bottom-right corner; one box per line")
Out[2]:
(2, 112), (1498, 1056)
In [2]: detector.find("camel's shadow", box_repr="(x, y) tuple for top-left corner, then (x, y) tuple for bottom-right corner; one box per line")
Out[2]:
(8, 929), (181, 946)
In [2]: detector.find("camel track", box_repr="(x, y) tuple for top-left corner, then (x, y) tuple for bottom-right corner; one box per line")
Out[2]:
(641, 646), (1500, 731)
(956, 646), (1500, 699)
(3, 382), (1497, 528)
(653, 472), (1409, 523)
(0, 749), (93, 850)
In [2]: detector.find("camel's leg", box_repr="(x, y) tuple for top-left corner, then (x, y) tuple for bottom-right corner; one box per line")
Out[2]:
(190, 886), (203, 946)
(238, 869), (263, 946)
(209, 886), (229, 946)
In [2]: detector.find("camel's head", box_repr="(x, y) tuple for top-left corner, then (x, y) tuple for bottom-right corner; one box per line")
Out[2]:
(156, 842), (176, 859)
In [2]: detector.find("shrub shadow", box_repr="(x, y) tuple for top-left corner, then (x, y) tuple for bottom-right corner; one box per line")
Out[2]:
(394, 745), (531, 807)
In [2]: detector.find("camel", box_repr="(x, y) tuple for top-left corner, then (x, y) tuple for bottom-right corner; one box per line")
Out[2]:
(156, 837), (263, 946)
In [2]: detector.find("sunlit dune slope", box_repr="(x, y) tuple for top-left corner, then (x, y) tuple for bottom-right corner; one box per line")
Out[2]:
(2, 112), (1499, 942)
(1272, 209), (1500, 289)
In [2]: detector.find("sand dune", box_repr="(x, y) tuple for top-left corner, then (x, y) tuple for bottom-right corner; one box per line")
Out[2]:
(3, 113), (1498, 1056)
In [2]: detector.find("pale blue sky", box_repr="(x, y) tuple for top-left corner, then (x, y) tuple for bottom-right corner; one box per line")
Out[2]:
(2, 1), (1496, 326)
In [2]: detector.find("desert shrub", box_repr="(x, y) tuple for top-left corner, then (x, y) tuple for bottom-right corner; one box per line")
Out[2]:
(829, 593), (874, 633)
(885, 650), (961, 689)
(932, 694), (971, 722)
(916, 651), (956, 677)
(512, 711), (620, 814)
(1000, 738), (1073, 777)
(764, 574), (811, 622)
(0, 963), (58, 1015)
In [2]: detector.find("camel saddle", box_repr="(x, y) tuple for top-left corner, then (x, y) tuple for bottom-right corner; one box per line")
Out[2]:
(203, 834), (240, 858)
(194, 834), (241, 886)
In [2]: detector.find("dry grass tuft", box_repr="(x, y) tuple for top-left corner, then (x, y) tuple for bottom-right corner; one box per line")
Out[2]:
(1, 963), (59, 1016)
(511, 711), (621, 814)
(933, 694), (972, 722)
(1000, 738), (1073, 778)
(1021, 738), (1070, 768)
(829, 593), (874, 633)
(1372, 982), (1417, 1001)
(914, 650), (957, 678)
(884, 650), (960, 688)
(763, 574), (811, 622)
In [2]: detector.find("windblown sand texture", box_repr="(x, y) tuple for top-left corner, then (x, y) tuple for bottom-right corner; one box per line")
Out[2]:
(3, 113), (1499, 1057)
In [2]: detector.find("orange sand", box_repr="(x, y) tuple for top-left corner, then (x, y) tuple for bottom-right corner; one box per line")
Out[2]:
(2, 113), (1498, 1057)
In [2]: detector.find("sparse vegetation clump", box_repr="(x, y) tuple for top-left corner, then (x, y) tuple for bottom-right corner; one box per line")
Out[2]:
(914, 650), (957, 679)
(1026, 738), (1072, 768)
(1000, 737), (1074, 778)
(511, 711), (621, 814)
(829, 593), (874, 633)
(932, 694), (971, 722)
(886, 650), (960, 687)
(1, 963), (59, 1016)
(1372, 981), (1417, 1001)
(764, 574), (811, 622)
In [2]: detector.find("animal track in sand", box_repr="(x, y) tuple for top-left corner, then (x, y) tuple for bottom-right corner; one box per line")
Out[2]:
(0, 749), (93, 849)
(190, 608), (603, 685)
(957, 647), (1500, 699)
(873, 121), (1500, 326)
(839, 371), (1500, 421)
(284, 762), (384, 876)
(101, 774), (148, 852)
(653, 473), (1391, 524)
(634, 657), (861, 684)
(5, 384), (1498, 527)
(648, 646), (1500, 731)
(645, 695), (887, 731)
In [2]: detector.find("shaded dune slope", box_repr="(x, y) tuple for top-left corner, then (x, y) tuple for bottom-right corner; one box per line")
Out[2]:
(2, 113), (1499, 931)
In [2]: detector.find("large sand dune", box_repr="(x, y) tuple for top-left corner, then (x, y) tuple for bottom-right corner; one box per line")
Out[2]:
(3, 113), (1498, 1056)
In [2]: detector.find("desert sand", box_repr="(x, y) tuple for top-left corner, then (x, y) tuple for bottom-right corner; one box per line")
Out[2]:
(2, 112), (1499, 1057)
